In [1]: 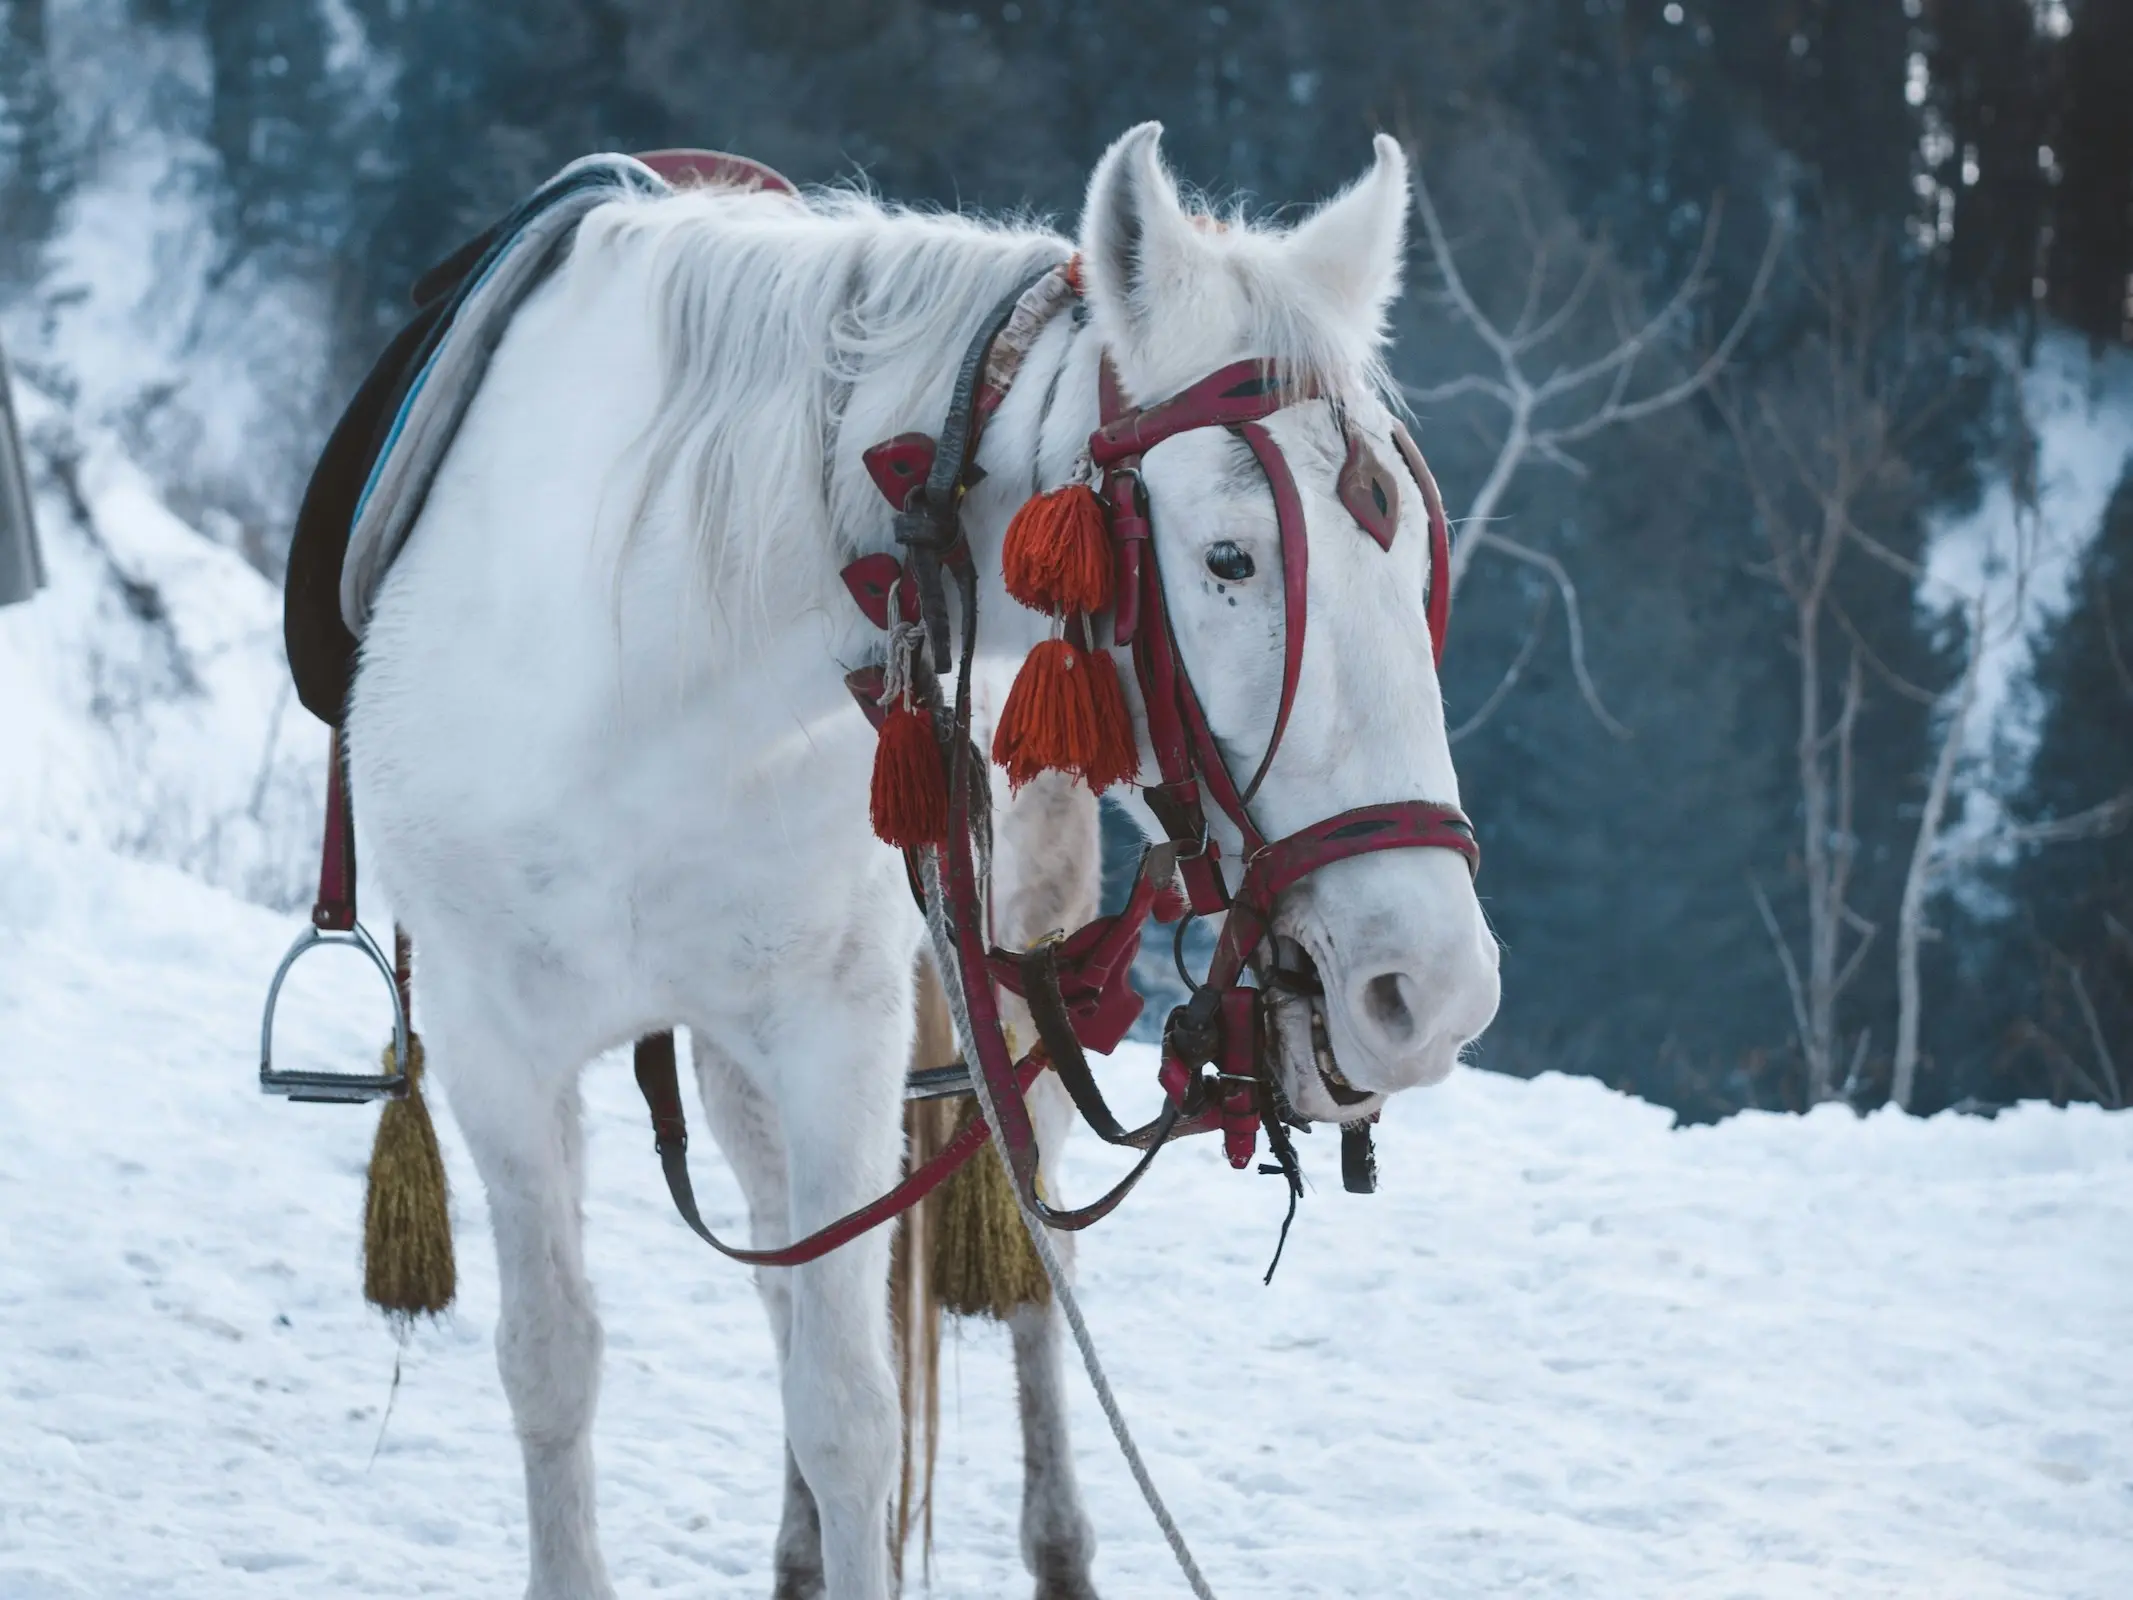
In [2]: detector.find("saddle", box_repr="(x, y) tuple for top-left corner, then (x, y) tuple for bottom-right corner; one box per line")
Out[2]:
(282, 150), (797, 725)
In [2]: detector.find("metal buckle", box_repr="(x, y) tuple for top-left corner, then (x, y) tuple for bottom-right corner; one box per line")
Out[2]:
(258, 922), (410, 1103)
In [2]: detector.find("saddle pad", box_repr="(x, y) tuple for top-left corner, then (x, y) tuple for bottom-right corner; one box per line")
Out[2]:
(282, 150), (797, 725)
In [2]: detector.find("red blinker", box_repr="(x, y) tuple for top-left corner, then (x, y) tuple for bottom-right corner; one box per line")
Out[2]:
(1338, 429), (1398, 551)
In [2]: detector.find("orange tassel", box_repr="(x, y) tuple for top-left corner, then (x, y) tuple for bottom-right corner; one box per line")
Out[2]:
(993, 638), (1101, 792)
(1080, 646), (1140, 793)
(993, 639), (1140, 795)
(871, 703), (949, 848)
(1002, 486), (1113, 616)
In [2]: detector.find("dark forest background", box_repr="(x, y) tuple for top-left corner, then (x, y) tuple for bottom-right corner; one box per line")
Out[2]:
(2, 0), (2128, 1119)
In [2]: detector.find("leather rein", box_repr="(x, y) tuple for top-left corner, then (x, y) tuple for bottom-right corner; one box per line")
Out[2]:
(637, 258), (1480, 1266)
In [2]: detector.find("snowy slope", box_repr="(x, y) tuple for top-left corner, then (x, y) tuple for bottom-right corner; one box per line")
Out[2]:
(0, 377), (325, 908)
(2, 831), (2128, 1600)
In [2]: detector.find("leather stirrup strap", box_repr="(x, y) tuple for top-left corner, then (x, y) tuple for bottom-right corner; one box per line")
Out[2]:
(313, 729), (358, 932)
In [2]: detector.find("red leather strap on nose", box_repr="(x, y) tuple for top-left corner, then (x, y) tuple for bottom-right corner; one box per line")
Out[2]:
(1206, 801), (1480, 993)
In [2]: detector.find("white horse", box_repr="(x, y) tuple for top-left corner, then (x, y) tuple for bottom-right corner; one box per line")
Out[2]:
(345, 123), (1499, 1600)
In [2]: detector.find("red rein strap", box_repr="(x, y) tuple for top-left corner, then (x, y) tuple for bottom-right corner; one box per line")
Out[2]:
(1391, 421), (1454, 666)
(632, 1032), (1051, 1268)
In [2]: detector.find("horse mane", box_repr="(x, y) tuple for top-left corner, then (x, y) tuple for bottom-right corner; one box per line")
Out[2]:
(574, 180), (1399, 616)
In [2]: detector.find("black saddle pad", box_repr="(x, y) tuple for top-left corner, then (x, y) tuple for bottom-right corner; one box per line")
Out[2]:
(283, 281), (462, 726)
(281, 163), (627, 725)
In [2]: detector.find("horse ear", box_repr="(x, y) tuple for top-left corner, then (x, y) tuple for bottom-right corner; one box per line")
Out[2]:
(1079, 122), (1191, 342)
(1287, 134), (1410, 332)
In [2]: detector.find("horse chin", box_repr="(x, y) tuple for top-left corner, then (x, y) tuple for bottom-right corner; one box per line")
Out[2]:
(1262, 983), (1386, 1125)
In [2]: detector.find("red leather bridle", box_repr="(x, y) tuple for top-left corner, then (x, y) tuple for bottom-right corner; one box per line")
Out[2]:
(1087, 358), (1476, 1139)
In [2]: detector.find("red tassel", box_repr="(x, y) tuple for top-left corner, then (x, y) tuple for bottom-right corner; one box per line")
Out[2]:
(1079, 645), (1140, 794)
(1151, 882), (1188, 924)
(992, 639), (1102, 792)
(992, 639), (1140, 795)
(870, 703), (949, 849)
(1002, 486), (1113, 616)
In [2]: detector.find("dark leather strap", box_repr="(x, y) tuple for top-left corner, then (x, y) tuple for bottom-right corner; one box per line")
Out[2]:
(1340, 1119), (1379, 1194)
(900, 261), (1066, 670)
(1205, 800), (1480, 993)
(1018, 940), (1177, 1149)
(630, 1031), (1046, 1268)
(313, 729), (358, 932)
(937, 557), (1205, 1230)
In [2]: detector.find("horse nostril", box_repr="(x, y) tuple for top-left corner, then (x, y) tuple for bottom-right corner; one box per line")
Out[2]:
(1362, 973), (1416, 1047)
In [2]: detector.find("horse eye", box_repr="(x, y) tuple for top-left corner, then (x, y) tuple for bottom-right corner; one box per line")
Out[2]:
(1205, 541), (1255, 582)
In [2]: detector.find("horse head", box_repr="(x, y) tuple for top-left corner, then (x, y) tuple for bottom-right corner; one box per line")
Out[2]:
(1078, 124), (1500, 1122)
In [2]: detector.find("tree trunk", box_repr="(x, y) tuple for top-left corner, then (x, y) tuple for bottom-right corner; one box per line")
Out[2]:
(1893, 632), (1980, 1111)
(1797, 596), (1838, 1101)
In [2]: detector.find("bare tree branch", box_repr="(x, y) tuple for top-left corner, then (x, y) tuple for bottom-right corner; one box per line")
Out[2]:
(1832, 913), (1879, 1002)
(2066, 964), (2125, 1109)
(1750, 875), (1814, 1068)
(2099, 592), (2133, 707)
(1408, 154), (1784, 614)
(2012, 1019), (2114, 1108)
(1935, 790), (2133, 867)
(1466, 528), (1632, 738)
(1523, 206), (1727, 408)
(2105, 912), (2133, 970)
(1404, 372), (1515, 408)
(1449, 587), (1552, 743)
(1893, 605), (1984, 1110)
(1408, 161), (1523, 373)
(1828, 593), (1942, 705)
(1839, 1027), (1873, 1104)
(1515, 243), (1607, 354)
(1543, 217), (1787, 446)
(1837, 515), (1926, 582)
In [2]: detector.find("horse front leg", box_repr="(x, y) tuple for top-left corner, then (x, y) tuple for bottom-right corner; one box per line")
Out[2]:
(767, 1002), (912, 1600)
(690, 1030), (827, 1599)
(986, 768), (1105, 1598)
(1008, 1074), (1100, 1599)
(423, 981), (614, 1600)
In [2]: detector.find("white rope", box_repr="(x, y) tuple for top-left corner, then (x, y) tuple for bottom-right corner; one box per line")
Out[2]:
(919, 854), (1219, 1600)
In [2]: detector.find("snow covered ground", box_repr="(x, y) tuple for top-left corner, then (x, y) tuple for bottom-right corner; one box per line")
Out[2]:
(3, 831), (2129, 1600)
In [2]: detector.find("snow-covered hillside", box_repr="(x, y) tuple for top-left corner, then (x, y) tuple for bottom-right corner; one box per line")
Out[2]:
(0, 374), (324, 908)
(2, 831), (2127, 1599)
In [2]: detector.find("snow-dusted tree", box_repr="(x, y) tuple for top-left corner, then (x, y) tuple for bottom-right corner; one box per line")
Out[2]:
(1892, 528), (2133, 1111)
(1719, 237), (1937, 1105)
